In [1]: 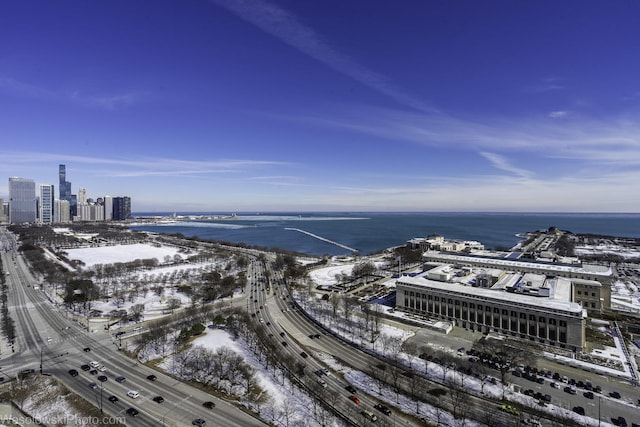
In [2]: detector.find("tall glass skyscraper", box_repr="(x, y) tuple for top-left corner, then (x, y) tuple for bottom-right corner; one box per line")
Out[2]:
(59, 164), (71, 201)
(59, 164), (76, 217)
(9, 177), (36, 224)
(112, 196), (131, 220)
(39, 184), (55, 224)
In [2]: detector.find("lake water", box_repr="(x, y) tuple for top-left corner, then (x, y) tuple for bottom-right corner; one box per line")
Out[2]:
(131, 212), (640, 257)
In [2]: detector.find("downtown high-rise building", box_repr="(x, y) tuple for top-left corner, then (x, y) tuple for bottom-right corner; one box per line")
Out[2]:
(112, 196), (131, 221)
(59, 164), (76, 217)
(0, 198), (7, 223)
(54, 199), (70, 223)
(9, 177), (36, 224)
(103, 195), (113, 220)
(39, 184), (55, 224)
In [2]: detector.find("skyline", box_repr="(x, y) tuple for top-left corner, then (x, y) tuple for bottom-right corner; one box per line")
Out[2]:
(1, 1), (639, 213)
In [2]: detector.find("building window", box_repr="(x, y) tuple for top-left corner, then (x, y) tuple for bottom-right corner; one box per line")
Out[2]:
(549, 318), (556, 325)
(539, 317), (546, 323)
(559, 320), (567, 327)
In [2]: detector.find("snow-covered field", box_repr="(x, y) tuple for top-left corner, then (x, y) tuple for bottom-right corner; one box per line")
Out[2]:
(65, 243), (184, 268)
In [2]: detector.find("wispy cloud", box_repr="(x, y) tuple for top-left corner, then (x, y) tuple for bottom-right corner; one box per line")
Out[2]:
(548, 110), (569, 119)
(479, 152), (533, 179)
(285, 105), (640, 167)
(0, 76), (144, 110)
(0, 77), (55, 99)
(209, 0), (435, 113)
(526, 77), (565, 93)
(0, 152), (288, 178)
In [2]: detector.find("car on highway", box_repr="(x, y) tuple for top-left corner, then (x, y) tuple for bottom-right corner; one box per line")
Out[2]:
(613, 416), (628, 427)
(89, 369), (98, 376)
(202, 401), (215, 409)
(147, 374), (157, 381)
(374, 403), (391, 415)
(88, 382), (97, 389)
(83, 347), (91, 352)
(300, 351), (308, 358)
(127, 390), (140, 399)
(348, 395), (361, 404)
(192, 419), (206, 426)
(108, 395), (119, 403)
(584, 391), (594, 399)
(609, 391), (621, 399)
(115, 376), (126, 383)
(499, 404), (520, 416)
(152, 396), (164, 403)
(97, 375), (108, 382)
(68, 369), (78, 377)
(345, 385), (357, 394)
(573, 406), (585, 415)
(89, 361), (100, 368)
(317, 379), (327, 388)
(281, 341), (288, 347)
(361, 410), (378, 422)
(126, 408), (139, 417)
(80, 364), (90, 371)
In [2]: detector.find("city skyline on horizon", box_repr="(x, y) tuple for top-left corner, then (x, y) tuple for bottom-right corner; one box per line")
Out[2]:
(2, 1), (640, 213)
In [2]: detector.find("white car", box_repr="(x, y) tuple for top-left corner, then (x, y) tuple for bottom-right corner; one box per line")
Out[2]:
(98, 365), (107, 372)
(317, 379), (327, 388)
(127, 390), (140, 399)
(89, 361), (100, 368)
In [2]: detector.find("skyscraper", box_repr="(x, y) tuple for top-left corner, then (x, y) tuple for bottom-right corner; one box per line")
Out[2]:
(59, 164), (76, 217)
(54, 199), (70, 223)
(103, 195), (113, 220)
(59, 164), (71, 201)
(39, 184), (55, 224)
(112, 196), (131, 221)
(9, 177), (36, 224)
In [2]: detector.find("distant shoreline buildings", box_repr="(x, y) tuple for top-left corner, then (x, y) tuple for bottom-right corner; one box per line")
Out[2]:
(2, 164), (131, 225)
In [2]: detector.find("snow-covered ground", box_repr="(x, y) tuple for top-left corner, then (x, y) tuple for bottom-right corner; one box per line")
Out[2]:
(65, 243), (184, 268)
(575, 244), (640, 260)
(28, 242), (637, 427)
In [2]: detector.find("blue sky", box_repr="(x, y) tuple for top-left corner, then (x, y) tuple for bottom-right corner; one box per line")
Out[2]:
(1, 0), (639, 213)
